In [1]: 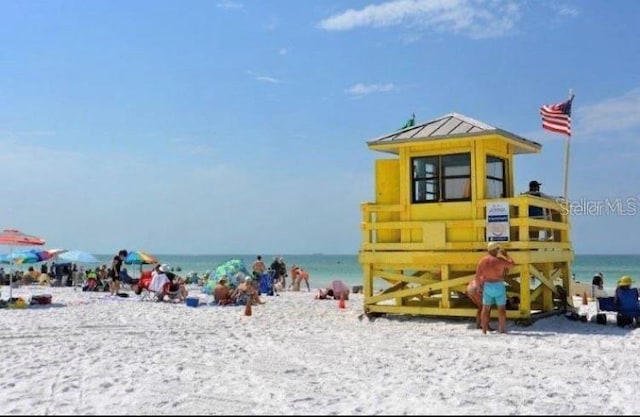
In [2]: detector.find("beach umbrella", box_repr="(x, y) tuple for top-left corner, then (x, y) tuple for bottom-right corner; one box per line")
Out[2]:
(56, 250), (99, 287)
(0, 250), (39, 265)
(124, 250), (158, 265)
(0, 229), (46, 300)
(1, 248), (65, 265)
(16, 248), (63, 264)
(204, 259), (251, 293)
(57, 249), (99, 264)
(43, 248), (67, 260)
(124, 250), (159, 278)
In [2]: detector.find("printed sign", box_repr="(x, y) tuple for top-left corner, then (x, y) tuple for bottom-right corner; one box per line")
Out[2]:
(486, 201), (510, 242)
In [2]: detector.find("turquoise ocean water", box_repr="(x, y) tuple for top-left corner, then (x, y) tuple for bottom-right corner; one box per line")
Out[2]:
(84, 254), (640, 292)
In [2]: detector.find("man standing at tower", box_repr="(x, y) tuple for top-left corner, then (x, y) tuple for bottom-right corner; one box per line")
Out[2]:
(476, 242), (515, 334)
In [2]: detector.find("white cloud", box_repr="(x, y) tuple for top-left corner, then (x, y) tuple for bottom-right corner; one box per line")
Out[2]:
(256, 76), (282, 84)
(318, 0), (521, 39)
(576, 88), (640, 135)
(216, 1), (243, 9)
(550, 3), (579, 18)
(246, 70), (282, 84)
(346, 83), (395, 96)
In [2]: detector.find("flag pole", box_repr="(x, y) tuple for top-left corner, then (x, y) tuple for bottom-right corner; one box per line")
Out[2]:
(562, 89), (574, 201)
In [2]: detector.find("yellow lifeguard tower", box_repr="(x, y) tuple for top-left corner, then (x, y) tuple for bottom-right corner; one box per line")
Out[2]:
(359, 113), (574, 322)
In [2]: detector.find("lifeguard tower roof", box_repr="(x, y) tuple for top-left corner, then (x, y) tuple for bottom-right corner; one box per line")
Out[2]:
(367, 112), (541, 155)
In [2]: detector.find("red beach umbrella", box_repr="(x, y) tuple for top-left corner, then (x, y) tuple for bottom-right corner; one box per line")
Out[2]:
(0, 229), (45, 246)
(0, 229), (46, 300)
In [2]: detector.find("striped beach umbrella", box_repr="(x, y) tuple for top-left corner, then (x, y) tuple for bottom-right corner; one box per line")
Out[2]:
(124, 250), (158, 265)
(0, 229), (45, 300)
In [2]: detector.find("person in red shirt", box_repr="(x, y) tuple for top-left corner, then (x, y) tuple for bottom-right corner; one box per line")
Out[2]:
(476, 242), (515, 334)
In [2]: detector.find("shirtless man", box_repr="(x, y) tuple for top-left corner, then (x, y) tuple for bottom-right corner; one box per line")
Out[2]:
(213, 277), (236, 305)
(476, 242), (515, 334)
(252, 255), (267, 279)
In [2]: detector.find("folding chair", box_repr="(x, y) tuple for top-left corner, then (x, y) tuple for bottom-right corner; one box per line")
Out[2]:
(596, 289), (640, 327)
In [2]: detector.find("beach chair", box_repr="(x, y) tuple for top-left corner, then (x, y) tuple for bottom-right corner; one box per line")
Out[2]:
(258, 271), (275, 296)
(145, 272), (183, 303)
(596, 290), (640, 327)
(133, 271), (155, 301)
(159, 281), (183, 302)
(615, 288), (640, 327)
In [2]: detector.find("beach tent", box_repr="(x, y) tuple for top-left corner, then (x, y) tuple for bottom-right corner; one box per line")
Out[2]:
(203, 259), (251, 294)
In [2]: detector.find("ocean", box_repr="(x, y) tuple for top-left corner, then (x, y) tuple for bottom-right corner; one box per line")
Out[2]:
(84, 253), (640, 292)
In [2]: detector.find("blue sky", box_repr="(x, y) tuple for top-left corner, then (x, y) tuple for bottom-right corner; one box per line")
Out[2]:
(1, 0), (639, 255)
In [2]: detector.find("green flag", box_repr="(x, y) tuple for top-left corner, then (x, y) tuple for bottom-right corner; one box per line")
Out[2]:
(400, 113), (415, 130)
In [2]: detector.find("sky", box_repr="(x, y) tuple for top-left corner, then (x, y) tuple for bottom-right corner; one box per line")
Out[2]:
(1, 0), (639, 255)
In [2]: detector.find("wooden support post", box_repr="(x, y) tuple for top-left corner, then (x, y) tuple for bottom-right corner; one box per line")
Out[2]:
(364, 263), (373, 298)
(542, 263), (554, 312)
(520, 266), (531, 318)
(441, 264), (450, 309)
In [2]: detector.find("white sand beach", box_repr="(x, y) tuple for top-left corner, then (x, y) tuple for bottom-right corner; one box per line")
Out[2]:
(1, 286), (639, 415)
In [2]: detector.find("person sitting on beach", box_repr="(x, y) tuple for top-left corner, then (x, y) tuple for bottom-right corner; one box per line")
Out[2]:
(235, 276), (265, 306)
(38, 272), (51, 286)
(150, 264), (170, 300)
(614, 276), (640, 326)
(213, 277), (236, 306)
(82, 269), (98, 291)
(614, 276), (638, 306)
(22, 266), (39, 285)
(592, 272), (604, 297)
(163, 265), (188, 302)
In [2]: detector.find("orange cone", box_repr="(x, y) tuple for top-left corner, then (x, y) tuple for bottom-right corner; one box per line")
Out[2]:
(338, 292), (347, 309)
(244, 302), (252, 316)
(582, 291), (589, 306)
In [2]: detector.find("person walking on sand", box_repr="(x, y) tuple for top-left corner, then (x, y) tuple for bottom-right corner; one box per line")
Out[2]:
(476, 242), (515, 334)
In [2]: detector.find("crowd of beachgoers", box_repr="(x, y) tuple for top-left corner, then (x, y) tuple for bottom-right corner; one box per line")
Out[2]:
(1, 252), (353, 309)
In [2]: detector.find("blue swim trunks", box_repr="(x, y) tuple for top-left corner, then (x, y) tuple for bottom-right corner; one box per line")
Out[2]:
(482, 281), (507, 306)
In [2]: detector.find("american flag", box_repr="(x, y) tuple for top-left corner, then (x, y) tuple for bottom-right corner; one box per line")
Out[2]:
(540, 96), (574, 136)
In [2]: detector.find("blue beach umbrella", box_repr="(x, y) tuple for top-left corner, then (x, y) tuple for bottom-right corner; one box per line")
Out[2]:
(1, 249), (40, 264)
(57, 250), (99, 264)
